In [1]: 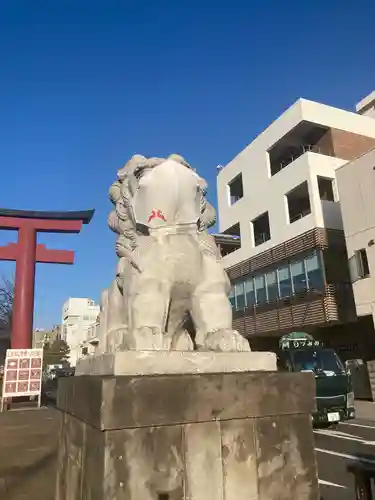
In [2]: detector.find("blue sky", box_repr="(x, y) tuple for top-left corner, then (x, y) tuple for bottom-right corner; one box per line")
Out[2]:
(0, 0), (374, 328)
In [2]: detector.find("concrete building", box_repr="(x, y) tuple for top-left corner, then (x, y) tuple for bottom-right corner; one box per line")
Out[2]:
(61, 298), (99, 366)
(80, 319), (100, 357)
(32, 325), (61, 349)
(217, 93), (375, 358)
(336, 97), (375, 332)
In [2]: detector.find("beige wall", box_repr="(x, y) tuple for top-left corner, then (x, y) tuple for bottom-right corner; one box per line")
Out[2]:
(336, 147), (375, 317)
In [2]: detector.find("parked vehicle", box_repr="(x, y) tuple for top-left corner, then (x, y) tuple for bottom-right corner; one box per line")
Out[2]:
(42, 367), (75, 404)
(277, 332), (355, 426)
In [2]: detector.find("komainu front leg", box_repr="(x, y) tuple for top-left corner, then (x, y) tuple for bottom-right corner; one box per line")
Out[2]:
(127, 278), (171, 350)
(202, 329), (251, 352)
(191, 254), (251, 352)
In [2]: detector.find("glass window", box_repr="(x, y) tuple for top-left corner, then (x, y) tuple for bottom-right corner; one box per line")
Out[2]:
(228, 288), (235, 309)
(349, 249), (370, 282)
(254, 275), (267, 304)
(291, 348), (345, 374)
(235, 282), (245, 310)
(318, 177), (335, 202)
(278, 264), (292, 298)
(356, 249), (370, 277)
(265, 270), (278, 302)
(305, 252), (323, 290)
(244, 278), (255, 307)
(291, 259), (307, 294)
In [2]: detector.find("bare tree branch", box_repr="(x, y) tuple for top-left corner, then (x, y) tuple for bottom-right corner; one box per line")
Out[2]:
(0, 276), (13, 336)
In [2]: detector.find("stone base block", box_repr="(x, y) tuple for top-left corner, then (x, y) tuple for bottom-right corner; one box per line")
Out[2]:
(56, 371), (319, 500)
(75, 350), (277, 376)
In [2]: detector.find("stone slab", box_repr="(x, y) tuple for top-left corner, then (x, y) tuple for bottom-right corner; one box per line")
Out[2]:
(57, 371), (316, 430)
(75, 350), (277, 375)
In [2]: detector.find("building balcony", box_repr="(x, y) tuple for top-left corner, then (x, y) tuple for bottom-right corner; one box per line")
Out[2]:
(270, 143), (334, 176)
(268, 119), (335, 177)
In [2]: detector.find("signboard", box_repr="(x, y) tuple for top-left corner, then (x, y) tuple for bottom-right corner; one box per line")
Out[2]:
(279, 331), (322, 350)
(281, 339), (321, 350)
(2, 348), (43, 399)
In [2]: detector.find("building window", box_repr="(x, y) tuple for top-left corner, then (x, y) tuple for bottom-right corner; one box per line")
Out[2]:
(291, 260), (307, 294)
(349, 248), (370, 282)
(318, 176), (335, 201)
(286, 181), (311, 223)
(252, 212), (271, 247)
(254, 275), (267, 304)
(305, 252), (323, 290)
(217, 238), (241, 257)
(278, 264), (292, 298)
(357, 249), (370, 277)
(235, 282), (245, 310)
(244, 278), (256, 307)
(265, 270), (278, 302)
(228, 250), (324, 311)
(222, 223), (241, 253)
(228, 174), (243, 205)
(228, 288), (235, 308)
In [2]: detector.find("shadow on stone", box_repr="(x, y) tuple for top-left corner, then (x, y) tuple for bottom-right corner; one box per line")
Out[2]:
(1, 450), (57, 499)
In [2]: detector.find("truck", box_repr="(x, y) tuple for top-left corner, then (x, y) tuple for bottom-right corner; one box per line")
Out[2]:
(277, 332), (355, 426)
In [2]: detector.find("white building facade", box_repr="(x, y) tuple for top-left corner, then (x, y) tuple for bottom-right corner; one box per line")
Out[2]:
(61, 297), (100, 366)
(218, 98), (375, 268)
(336, 92), (375, 331)
(80, 319), (100, 357)
(337, 147), (375, 320)
(217, 94), (375, 358)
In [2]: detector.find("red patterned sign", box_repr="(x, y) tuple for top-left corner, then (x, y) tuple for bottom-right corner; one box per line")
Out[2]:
(2, 349), (43, 398)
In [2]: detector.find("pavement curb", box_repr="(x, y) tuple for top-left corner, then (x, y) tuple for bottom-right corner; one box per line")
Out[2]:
(355, 400), (375, 421)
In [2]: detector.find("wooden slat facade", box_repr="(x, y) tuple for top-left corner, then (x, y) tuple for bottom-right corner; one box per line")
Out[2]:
(223, 228), (356, 337)
(226, 227), (345, 281)
(232, 285), (356, 337)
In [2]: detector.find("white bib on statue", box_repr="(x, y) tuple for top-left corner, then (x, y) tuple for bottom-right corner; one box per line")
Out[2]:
(132, 159), (201, 228)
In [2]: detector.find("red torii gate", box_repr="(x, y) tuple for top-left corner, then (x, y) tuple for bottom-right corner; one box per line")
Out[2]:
(0, 209), (94, 349)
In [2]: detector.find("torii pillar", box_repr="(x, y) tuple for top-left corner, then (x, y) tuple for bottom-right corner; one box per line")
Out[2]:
(0, 209), (94, 349)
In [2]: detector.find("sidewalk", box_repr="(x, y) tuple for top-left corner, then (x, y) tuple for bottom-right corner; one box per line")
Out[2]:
(355, 400), (375, 421)
(0, 407), (60, 500)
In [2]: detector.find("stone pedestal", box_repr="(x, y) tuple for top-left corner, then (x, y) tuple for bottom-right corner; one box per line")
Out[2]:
(75, 350), (277, 376)
(55, 369), (319, 500)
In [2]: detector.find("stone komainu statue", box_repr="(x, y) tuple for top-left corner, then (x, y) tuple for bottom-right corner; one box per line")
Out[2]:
(100, 154), (250, 353)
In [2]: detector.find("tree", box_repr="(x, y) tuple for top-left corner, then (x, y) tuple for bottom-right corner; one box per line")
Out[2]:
(43, 339), (70, 367)
(0, 276), (13, 339)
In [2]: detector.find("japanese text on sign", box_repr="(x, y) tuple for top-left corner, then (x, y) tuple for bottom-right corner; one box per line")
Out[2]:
(2, 348), (44, 398)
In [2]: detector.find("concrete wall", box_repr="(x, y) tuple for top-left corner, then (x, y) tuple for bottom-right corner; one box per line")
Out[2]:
(356, 90), (375, 119)
(336, 147), (375, 318)
(217, 98), (375, 270)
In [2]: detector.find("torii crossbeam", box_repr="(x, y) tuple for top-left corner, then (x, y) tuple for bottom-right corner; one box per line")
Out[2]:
(0, 208), (94, 349)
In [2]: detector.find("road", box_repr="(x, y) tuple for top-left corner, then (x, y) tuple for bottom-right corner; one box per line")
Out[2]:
(315, 419), (375, 499)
